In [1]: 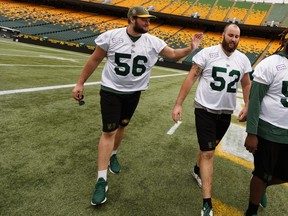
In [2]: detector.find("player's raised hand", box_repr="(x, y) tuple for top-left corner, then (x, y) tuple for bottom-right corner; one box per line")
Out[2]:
(191, 32), (204, 51)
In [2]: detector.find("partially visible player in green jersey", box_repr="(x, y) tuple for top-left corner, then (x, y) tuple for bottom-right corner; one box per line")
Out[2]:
(244, 28), (288, 216)
(72, 6), (203, 206)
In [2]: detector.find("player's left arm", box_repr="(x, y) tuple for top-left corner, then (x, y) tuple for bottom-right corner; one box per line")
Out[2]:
(160, 32), (203, 60)
(238, 73), (251, 122)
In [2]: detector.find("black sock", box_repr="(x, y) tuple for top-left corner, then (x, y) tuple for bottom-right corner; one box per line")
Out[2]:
(194, 164), (200, 175)
(245, 202), (258, 215)
(203, 198), (212, 208)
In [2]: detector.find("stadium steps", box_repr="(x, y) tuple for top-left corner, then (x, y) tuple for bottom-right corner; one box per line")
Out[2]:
(208, 0), (235, 22)
(167, 0), (195, 16)
(244, 3), (271, 26)
(227, 1), (252, 24)
(261, 3), (274, 26)
(18, 13), (118, 42)
(66, 17), (128, 44)
(241, 2), (254, 24)
(194, 0), (216, 19)
(157, 0), (180, 14)
(252, 39), (275, 66)
(264, 4), (288, 27)
(180, 1), (197, 17)
(223, 1), (237, 23)
(264, 39), (282, 57)
(205, 0), (219, 20)
(282, 16), (288, 27)
(31, 16), (119, 42)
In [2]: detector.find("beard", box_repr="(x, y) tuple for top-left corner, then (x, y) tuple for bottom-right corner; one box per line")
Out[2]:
(133, 20), (148, 34)
(222, 36), (238, 53)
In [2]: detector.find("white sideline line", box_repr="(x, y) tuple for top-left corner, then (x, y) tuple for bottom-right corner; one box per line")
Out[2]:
(0, 64), (83, 67)
(0, 73), (187, 96)
(0, 82), (100, 95)
(0, 54), (81, 62)
(166, 121), (182, 135)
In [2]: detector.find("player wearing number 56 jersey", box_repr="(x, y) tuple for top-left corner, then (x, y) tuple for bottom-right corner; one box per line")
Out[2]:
(96, 27), (166, 92)
(244, 28), (288, 216)
(172, 23), (252, 215)
(72, 6), (203, 206)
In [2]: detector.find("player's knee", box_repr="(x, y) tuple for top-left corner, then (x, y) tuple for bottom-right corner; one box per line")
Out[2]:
(200, 150), (214, 160)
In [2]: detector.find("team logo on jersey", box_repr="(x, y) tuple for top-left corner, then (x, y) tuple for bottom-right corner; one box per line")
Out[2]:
(112, 38), (124, 44)
(209, 52), (219, 59)
(276, 64), (287, 71)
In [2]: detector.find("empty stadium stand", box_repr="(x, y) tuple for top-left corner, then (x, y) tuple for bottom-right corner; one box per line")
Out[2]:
(244, 3), (271, 25)
(1, 0), (287, 69)
(226, 1), (252, 24)
(184, 0), (216, 19)
(208, 0), (234, 22)
(264, 3), (288, 27)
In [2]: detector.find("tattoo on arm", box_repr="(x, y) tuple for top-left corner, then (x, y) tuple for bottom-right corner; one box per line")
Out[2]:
(191, 64), (202, 77)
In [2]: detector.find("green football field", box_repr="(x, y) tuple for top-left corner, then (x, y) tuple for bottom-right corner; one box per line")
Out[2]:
(0, 38), (287, 216)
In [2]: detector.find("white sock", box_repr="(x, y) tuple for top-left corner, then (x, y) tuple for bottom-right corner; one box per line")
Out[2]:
(111, 150), (117, 156)
(97, 169), (107, 181)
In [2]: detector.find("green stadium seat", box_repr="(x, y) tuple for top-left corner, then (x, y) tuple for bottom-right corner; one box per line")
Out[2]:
(208, 0), (234, 22)
(244, 3), (271, 25)
(264, 4), (288, 27)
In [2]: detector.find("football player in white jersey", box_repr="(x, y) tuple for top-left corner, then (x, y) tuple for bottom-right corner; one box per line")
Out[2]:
(244, 29), (288, 216)
(172, 23), (252, 215)
(72, 6), (203, 205)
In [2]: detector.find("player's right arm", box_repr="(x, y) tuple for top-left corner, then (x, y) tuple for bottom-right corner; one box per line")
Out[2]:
(72, 46), (107, 100)
(172, 63), (202, 122)
(160, 33), (203, 61)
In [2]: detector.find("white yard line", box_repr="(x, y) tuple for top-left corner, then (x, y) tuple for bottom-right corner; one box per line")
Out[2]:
(166, 121), (182, 135)
(0, 73), (187, 96)
(0, 64), (83, 67)
(0, 82), (100, 95)
(0, 54), (80, 62)
(0, 39), (189, 95)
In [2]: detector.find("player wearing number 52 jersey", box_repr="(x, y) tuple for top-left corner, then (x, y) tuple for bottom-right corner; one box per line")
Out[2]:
(172, 23), (252, 215)
(244, 28), (288, 216)
(72, 6), (203, 206)
(193, 44), (251, 111)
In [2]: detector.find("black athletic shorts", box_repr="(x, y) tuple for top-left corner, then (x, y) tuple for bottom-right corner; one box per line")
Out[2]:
(100, 89), (141, 132)
(194, 108), (231, 151)
(253, 136), (288, 182)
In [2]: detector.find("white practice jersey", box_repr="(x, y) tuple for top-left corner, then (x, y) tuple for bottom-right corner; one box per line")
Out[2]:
(193, 44), (252, 111)
(253, 54), (288, 129)
(95, 27), (167, 92)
